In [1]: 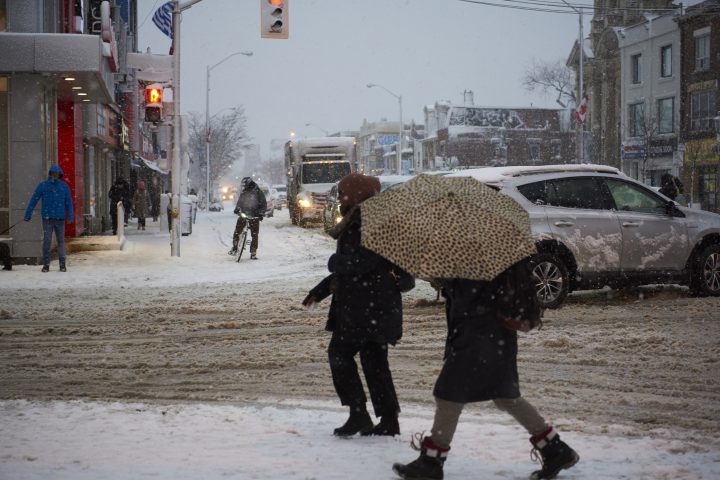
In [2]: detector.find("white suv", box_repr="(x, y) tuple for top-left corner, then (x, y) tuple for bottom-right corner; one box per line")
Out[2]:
(450, 165), (720, 308)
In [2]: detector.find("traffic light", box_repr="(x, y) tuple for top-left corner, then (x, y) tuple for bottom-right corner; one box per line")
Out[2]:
(144, 84), (163, 123)
(260, 0), (288, 40)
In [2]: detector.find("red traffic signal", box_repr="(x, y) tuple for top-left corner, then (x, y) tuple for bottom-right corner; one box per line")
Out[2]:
(261, 0), (288, 39)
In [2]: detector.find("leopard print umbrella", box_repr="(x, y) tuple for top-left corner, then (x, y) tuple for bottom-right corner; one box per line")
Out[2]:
(360, 174), (536, 281)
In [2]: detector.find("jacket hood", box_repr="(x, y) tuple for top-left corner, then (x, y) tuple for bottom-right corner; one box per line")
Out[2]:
(48, 165), (64, 179)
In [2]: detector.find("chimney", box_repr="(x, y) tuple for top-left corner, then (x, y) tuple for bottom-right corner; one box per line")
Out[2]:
(463, 90), (474, 106)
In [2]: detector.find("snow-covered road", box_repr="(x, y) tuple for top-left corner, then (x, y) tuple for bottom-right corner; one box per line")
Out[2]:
(1, 208), (719, 479)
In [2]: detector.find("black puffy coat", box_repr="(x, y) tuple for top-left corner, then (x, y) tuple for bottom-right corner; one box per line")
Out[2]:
(234, 181), (267, 218)
(433, 258), (541, 403)
(309, 207), (415, 345)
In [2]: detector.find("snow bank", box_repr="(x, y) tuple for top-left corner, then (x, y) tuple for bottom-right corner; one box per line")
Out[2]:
(1, 399), (718, 480)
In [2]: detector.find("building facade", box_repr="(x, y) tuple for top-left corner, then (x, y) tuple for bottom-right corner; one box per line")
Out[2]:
(423, 98), (575, 168)
(678, 0), (720, 212)
(619, 12), (682, 186)
(567, 0), (676, 169)
(0, 0), (143, 262)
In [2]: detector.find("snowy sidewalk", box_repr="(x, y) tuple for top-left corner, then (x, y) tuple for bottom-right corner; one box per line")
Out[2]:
(1, 399), (718, 480)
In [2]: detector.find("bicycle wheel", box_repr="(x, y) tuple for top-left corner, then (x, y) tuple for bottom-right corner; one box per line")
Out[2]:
(236, 228), (248, 262)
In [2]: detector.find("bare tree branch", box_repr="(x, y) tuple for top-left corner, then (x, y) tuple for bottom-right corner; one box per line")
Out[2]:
(522, 59), (577, 107)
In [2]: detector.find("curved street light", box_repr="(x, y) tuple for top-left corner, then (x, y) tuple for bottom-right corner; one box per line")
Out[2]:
(205, 51), (253, 208)
(367, 83), (403, 174)
(305, 122), (329, 136)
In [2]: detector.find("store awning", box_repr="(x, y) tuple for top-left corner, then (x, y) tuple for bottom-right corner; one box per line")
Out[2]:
(0, 33), (114, 104)
(137, 156), (168, 175)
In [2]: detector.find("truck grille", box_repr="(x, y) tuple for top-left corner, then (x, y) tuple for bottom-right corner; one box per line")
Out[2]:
(312, 193), (328, 208)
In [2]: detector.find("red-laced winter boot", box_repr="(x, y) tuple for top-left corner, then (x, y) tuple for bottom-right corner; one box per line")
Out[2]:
(392, 434), (449, 480)
(529, 426), (579, 479)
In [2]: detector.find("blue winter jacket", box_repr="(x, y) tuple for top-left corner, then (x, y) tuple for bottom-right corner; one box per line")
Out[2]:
(24, 165), (75, 222)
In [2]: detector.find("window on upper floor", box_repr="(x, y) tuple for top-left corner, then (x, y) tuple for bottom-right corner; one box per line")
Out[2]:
(628, 102), (645, 138)
(690, 90), (716, 132)
(657, 97), (674, 134)
(695, 34), (710, 71)
(631, 54), (642, 84)
(660, 45), (672, 78)
(0, 0), (6, 31)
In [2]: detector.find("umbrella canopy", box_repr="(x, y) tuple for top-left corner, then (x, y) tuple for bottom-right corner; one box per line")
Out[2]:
(360, 174), (536, 281)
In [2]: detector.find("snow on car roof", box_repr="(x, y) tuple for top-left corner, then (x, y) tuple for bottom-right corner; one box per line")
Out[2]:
(447, 164), (621, 185)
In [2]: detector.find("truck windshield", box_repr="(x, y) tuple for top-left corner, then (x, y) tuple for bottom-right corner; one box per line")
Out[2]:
(302, 162), (351, 184)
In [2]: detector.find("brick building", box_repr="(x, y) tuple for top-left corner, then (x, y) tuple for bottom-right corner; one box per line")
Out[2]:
(678, 0), (720, 212)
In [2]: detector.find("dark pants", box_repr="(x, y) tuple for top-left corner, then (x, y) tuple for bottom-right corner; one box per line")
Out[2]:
(42, 218), (65, 266)
(328, 333), (400, 418)
(137, 217), (146, 228)
(110, 208), (118, 234)
(232, 217), (260, 253)
(0, 242), (11, 270)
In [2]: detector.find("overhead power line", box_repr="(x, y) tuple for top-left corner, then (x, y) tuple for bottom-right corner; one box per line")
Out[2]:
(458, 0), (719, 16)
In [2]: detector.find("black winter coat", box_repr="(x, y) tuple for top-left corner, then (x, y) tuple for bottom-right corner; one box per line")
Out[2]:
(309, 207), (415, 345)
(235, 183), (267, 218)
(433, 258), (542, 403)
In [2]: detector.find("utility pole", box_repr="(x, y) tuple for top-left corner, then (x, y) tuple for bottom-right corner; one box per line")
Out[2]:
(578, 8), (584, 164)
(367, 83), (403, 174)
(170, 0), (204, 257)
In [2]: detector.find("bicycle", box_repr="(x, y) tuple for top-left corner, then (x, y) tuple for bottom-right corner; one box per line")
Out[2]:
(233, 213), (261, 262)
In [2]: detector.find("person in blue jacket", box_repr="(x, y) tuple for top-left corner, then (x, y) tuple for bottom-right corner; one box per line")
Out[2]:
(24, 165), (74, 272)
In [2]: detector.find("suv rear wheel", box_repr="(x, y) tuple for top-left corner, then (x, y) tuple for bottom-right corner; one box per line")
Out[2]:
(691, 244), (720, 297)
(530, 253), (570, 309)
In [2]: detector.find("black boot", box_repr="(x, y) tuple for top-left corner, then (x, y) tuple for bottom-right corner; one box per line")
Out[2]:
(333, 407), (373, 437)
(529, 427), (579, 479)
(392, 435), (448, 480)
(41, 265), (49, 273)
(362, 414), (400, 436)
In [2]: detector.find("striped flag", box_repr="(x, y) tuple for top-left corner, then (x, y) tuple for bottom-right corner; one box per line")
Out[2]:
(152, 1), (174, 39)
(575, 95), (588, 124)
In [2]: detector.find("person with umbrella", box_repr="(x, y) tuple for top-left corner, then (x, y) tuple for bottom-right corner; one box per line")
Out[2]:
(304, 173), (415, 437)
(359, 175), (579, 480)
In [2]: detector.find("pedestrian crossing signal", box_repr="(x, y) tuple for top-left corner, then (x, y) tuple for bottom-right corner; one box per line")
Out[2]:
(144, 84), (164, 123)
(261, 0), (288, 40)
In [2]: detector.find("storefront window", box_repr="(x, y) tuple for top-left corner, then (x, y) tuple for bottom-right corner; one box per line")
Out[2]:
(0, 77), (8, 235)
(700, 169), (719, 212)
(691, 90), (717, 132)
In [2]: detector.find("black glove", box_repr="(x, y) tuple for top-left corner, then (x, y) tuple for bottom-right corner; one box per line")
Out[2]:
(233, 208), (239, 215)
(327, 254), (338, 273)
(258, 216), (264, 221)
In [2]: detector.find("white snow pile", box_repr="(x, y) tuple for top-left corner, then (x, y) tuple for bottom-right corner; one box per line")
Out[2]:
(1, 399), (718, 480)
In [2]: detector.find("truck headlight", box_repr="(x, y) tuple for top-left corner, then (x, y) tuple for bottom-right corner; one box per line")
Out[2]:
(298, 198), (311, 208)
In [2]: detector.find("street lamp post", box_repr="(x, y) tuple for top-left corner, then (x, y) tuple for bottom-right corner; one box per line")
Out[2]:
(205, 51), (253, 209)
(367, 83), (403, 174)
(170, 0), (206, 257)
(305, 123), (329, 136)
(558, 0), (584, 164)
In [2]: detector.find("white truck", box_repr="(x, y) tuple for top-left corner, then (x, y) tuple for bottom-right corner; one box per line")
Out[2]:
(285, 137), (356, 227)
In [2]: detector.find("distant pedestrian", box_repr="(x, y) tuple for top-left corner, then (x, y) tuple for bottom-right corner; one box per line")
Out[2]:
(109, 177), (129, 235)
(133, 181), (151, 230)
(304, 173), (415, 437)
(24, 165), (74, 272)
(392, 259), (578, 480)
(659, 173), (684, 204)
(150, 178), (161, 222)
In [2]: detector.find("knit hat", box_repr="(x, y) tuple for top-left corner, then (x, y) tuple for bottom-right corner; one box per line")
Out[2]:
(337, 173), (381, 208)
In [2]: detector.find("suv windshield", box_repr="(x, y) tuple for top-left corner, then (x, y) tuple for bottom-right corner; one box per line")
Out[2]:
(302, 162), (351, 184)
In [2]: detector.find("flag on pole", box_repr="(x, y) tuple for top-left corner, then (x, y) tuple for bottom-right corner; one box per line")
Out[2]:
(575, 95), (588, 124)
(152, 1), (174, 39)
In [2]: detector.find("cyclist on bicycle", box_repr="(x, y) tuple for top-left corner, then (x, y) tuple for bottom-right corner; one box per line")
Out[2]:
(228, 177), (267, 260)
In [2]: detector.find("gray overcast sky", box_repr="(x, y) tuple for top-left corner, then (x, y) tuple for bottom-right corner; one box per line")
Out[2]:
(137, 0), (592, 156)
